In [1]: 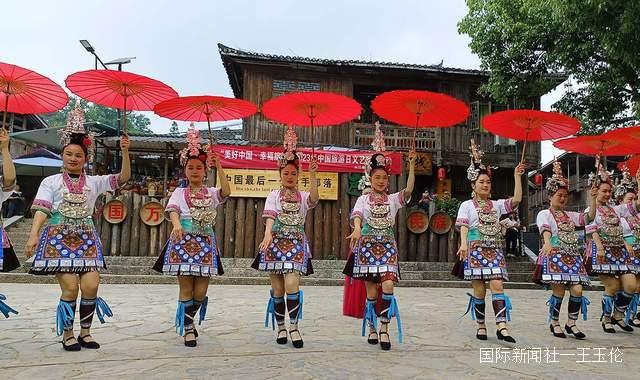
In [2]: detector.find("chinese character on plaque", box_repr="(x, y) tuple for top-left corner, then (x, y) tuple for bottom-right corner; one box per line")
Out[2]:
(140, 201), (164, 226)
(103, 199), (127, 224)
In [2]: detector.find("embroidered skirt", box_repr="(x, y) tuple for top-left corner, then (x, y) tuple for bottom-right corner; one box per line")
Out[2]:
(342, 233), (400, 283)
(585, 240), (637, 275)
(251, 229), (313, 275)
(533, 249), (590, 285)
(153, 232), (223, 276)
(452, 241), (509, 281)
(0, 226), (20, 272)
(30, 224), (105, 275)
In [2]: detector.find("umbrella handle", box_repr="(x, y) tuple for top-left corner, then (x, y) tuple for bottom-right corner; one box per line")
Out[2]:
(2, 93), (8, 132)
(520, 140), (527, 164)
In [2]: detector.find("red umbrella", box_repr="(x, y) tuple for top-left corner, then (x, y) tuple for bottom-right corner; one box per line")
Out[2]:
(553, 135), (640, 156)
(0, 62), (68, 130)
(619, 155), (640, 175)
(153, 95), (258, 144)
(261, 91), (361, 154)
(604, 125), (640, 141)
(65, 69), (178, 134)
(482, 110), (580, 163)
(371, 90), (469, 149)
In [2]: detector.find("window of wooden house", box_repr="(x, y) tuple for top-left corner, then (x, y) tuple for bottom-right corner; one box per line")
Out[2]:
(272, 80), (320, 97)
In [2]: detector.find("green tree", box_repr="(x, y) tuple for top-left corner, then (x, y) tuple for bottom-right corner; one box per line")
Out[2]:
(42, 96), (153, 134)
(459, 0), (640, 134)
(169, 121), (179, 135)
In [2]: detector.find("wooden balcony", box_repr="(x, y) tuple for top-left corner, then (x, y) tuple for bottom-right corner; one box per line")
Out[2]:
(352, 122), (438, 152)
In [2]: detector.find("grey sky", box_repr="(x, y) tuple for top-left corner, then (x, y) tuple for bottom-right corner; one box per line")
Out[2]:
(1, 0), (562, 162)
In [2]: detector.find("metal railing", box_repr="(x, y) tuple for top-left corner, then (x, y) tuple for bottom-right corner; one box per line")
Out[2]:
(352, 122), (438, 151)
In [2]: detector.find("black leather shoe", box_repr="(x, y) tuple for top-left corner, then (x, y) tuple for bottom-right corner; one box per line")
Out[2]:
(379, 331), (391, 351)
(276, 329), (288, 345)
(496, 328), (516, 343)
(549, 324), (566, 338)
(62, 336), (81, 351)
(78, 334), (100, 349)
(289, 329), (304, 348)
(368, 331), (379, 345)
(476, 327), (487, 341)
(564, 325), (586, 339)
(184, 329), (197, 347)
(601, 322), (616, 333)
(611, 317), (634, 332)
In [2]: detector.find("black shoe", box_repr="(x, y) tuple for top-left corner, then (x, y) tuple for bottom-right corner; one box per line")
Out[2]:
(601, 322), (616, 333)
(289, 329), (303, 349)
(184, 329), (197, 347)
(565, 324), (586, 339)
(496, 328), (516, 343)
(78, 334), (100, 349)
(549, 324), (566, 338)
(476, 327), (487, 341)
(367, 331), (379, 345)
(629, 316), (640, 327)
(62, 336), (81, 351)
(276, 329), (288, 345)
(379, 331), (391, 351)
(611, 317), (634, 332)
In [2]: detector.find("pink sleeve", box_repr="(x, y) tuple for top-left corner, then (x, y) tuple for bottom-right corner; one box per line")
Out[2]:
(92, 174), (120, 195)
(496, 198), (513, 216)
(303, 191), (318, 209)
(568, 211), (585, 227)
(391, 190), (407, 209)
(262, 191), (278, 220)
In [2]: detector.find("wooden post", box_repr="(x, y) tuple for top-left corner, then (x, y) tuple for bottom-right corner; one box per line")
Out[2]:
(100, 193), (112, 255)
(215, 199), (225, 255)
(149, 225), (159, 259)
(428, 231), (439, 262)
(110, 207), (121, 256)
(138, 196), (150, 256)
(120, 194), (133, 256)
(163, 143), (169, 194)
(254, 199), (265, 255)
(244, 199), (256, 258)
(234, 198), (246, 258)
(223, 198), (236, 258)
(339, 173), (350, 259)
(417, 231), (428, 262)
(408, 232), (417, 262)
(397, 173), (409, 262)
(313, 202), (323, 259)
(129, 193), (141, 256)
(438, 233), (447, 262)
(331, 201), (339, 259)
(323, 200), (332, 259)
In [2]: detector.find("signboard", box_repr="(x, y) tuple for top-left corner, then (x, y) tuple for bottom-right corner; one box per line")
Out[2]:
(430, 211), (453, 234)
(103, 199), (127, 224)
(407, 209), (429, 234)
(140, 201), (165, 226)
(212, 145), (403, 175)
(224, 169), (338, 200)
(404, 152), (432, 175)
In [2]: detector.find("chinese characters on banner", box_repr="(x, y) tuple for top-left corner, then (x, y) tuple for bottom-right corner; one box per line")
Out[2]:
(212, 145), (403, 175)
(224, 169), (338, 200)
(140, 201), (165, 226)
(407, 209), (429, 234)
(103, 199), (127, 224)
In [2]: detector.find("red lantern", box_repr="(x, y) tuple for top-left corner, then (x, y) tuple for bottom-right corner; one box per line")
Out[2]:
(534, 173), (543, 187)
(437, 167), (446, 181)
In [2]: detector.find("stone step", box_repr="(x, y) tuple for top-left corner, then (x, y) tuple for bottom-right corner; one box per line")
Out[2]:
(0, 272), (586, 290)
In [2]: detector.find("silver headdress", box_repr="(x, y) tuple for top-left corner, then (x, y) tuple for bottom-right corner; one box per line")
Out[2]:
(58, 104), (95, 162)
(545, 159), (569, 193)
(363, 122), (390, 177)
(614, 163), (638, 198)
(587, 155), (613, 188)
(278, 125), (299, 169)
(467, 139), (487, 181)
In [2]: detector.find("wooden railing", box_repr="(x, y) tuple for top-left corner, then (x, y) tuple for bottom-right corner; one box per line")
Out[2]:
(352, 122), (438, 151)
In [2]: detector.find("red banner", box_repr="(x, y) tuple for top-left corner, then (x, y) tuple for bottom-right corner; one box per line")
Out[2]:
(212, 145), (403, 174)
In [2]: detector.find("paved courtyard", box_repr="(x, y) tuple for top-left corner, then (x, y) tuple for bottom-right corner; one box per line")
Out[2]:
(0, 284), (638, 379)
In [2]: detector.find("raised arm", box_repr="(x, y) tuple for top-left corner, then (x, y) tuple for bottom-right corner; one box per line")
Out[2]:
(510, 163), (525, 209)
(213, 154), (231, 199)
(118, 135), (131, 185)
(403, 150), (416, 201)
(308, 157), (319, 206)
(0, 129), (15, 188)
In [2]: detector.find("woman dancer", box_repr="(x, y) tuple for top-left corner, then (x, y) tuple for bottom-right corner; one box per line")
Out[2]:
(0, 128), (19, 318)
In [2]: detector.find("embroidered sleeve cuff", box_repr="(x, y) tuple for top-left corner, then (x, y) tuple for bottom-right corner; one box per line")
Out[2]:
(350, 211), (364, 228)
(504, 198), (514, 214)
(455, 218), (469, 230)
(628, 202), (639, 216)
(262, 210), (277, 220)
(307, 196), (319, 209)
(215, 189), (229, 205)
(585, 224), (598, 235)
(578, 212), (586, 227)
(164, 204), (181, 218)
(109, 174), (120, 190)
(1, 176), (16, 192)
(31, 199), (53, 216)
(539, 224), (552, 235)
(399, 189), (409, 206)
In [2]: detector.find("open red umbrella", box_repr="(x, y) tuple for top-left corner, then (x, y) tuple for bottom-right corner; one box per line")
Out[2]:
(619, 155), (640, 175)
(482, 110), (580, 163)
(0, 62), (68, 130)
(65, 69), (178, 134)
(553, 134), (640, 156)
(153, 95), (258, 144)
(261, 91), (361, 154)
(604, 125), (640, 142)
(371, 90), (469, 149)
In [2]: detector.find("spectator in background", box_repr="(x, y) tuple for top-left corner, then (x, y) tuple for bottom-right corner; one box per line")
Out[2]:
(501, 212), (520, 257)
(6, 184), (23, 218)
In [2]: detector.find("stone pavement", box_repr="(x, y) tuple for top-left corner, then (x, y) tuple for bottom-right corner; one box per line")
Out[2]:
(0, 284), (638, 379)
